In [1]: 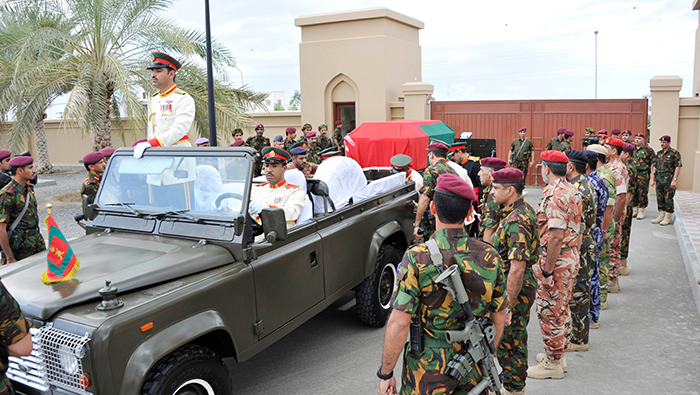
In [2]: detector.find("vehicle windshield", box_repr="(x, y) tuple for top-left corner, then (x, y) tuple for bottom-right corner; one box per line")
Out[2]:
(97, 155), (250, 217)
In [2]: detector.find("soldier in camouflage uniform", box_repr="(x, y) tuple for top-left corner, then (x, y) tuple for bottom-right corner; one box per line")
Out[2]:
(0, 151), (12, 190)
(317, 124), (333, 150)
(477, 157), (507, 242)
(379, 173), (507, 395)
(490, 168), (540, 395)
(528, 150), (581, 380)
(81, 151), (106, 205)
(583, 150), (609, 328)
(332, 120), (345, 154)
(631, 133), (655, 219)
(565, 150), (597, 350)
(604, 138), (629, 294)
(544, 128), (567, 152)
(561, 130), (574, 152)
(651, 135), (682, 226)
(283, 127), (297, 152)
(305, 131), (322, 165)
(0, 281), (33, 394)
(413, 142), (457, 242)
(620, 143), (637, 275)
(508, 128), (534, 180)
(246, 124), (271, 177)
(0, 156), (46, 264)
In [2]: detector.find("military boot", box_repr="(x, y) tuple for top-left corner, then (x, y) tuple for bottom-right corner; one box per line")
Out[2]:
(620, 259), (628, 276)
(567, 342), (589, 352)
(652, 211), (665, 224)
(632, 207), (638, 218)
(636, 207), (645, 220)
(500, 387), (526, 395)
(660, 211), (673, 226)
(601, 300), (608, 310)
(530, 355), (565, 378)
(535, 353), (567, 372)
(609, 278), (620, 293)
(590, 321), (600, 329)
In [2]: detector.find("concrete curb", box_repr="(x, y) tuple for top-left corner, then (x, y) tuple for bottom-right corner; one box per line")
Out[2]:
(673, 208), (700, 316)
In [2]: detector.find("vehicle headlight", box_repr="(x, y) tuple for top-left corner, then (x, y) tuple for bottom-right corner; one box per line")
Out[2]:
(58, 344), (83, 375)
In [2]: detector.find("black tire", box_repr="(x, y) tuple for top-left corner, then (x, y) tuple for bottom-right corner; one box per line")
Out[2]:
(140, 344), (231, 395)
(356, 244), (403, 327)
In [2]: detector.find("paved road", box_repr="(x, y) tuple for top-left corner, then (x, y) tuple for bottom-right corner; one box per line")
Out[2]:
(225, 188), (700, 395)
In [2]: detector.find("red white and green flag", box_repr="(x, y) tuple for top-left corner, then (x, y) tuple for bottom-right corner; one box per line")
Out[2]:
(41, 215), (80, 284)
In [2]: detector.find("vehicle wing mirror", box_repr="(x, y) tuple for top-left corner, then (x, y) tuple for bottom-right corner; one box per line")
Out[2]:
(173, 170), (189, 179)
(259, 208), (287, 243)
(82, 195), (97, 220)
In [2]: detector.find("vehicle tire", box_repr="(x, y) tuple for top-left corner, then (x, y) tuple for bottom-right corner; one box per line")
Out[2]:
(356, 244), (403, 327)
(140, 344), (231, 395)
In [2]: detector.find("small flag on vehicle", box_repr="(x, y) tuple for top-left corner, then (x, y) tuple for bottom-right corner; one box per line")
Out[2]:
(41, 215), (80, 284)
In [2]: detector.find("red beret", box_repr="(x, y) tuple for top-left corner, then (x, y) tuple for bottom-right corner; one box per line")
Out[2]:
(427, 142), (450, 152)
(305, 131), (317, 138)
(611, 128), (621, 135)
(492, 168), (523, 183)
(0, 150), (11, 161)
(635, 133), (645, 138)
(480, 157), (507, 169)
(100, 147), (115, 157)
(607, 137), (624, 148)
(9, 156), (32, 167)
(435, 173), (477, 201)
(83, 151), (104, 165)
(564, 130), (574, 136)
(285, 127), (296, 134)
(231, 139), (245, 147)
(255, 124), (264, 130)
(623, 143), (635, 153)
(557, 127), (566, 134)
(335, 120), (342, 125)
(132, 139), (147, 147)
(598, 129), (608, 135)
(518, 127), (526, 132)
(541, 150), (569, 163)
(660, 135), (671, 142)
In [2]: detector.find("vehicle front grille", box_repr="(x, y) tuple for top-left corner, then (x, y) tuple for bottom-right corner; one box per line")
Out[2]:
(7, 323), (92, 395)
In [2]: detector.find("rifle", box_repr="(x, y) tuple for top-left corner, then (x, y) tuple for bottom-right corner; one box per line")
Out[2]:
(434, 264), (503, 395)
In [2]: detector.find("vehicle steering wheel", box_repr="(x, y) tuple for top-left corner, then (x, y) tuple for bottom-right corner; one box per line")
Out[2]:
(214, 192), (245, 209)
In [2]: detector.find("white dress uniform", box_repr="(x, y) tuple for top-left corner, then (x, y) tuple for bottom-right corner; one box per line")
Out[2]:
(147, 84), (195, 147)
(407, 168), (424, 192)
(250, 179), (306, 226)
(447, 160), (474, 187)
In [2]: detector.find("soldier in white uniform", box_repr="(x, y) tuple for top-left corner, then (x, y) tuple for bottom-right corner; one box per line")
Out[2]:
(134, 52), (195, 158)
(390, 154), (423, 192)
(249, 147), (305, 227)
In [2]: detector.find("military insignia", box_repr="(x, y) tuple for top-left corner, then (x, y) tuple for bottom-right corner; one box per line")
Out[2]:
(152, 54), (156, 61)
(160, 101), (173, 116)
(270, 151), (276, 158)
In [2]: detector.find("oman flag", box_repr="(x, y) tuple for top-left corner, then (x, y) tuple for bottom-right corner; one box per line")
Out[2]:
(41, 215), (80, 284)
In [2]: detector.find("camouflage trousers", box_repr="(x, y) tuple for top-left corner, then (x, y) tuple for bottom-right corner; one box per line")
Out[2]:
(534, 251), (578, 360)
(590, 228), (603, 324)
(632, 170), (650, 208)
(511, 160), (530, 180)
(1, 227), (46, 264)
(599, 223), (614, 304)
(400, 342), (482, 395)
(569, 237), (595, 345)
(621, 202), (634, 260)
(253, 158), (263, 177)
(496, 267), (536, 392)
(655, 179), (676, 213)
(609, 214), (625, 282)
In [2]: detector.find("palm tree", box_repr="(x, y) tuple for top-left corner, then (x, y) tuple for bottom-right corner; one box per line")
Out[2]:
(288, 90), (301, 111)
(1, 0), (265, 154)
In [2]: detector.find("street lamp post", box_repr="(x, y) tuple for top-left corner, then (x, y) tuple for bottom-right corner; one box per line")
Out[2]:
(205, 0), (217, 146)
(595, 30), (598, 100)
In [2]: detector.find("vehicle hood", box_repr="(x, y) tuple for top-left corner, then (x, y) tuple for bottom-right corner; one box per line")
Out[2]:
(0, 232), (234, 320)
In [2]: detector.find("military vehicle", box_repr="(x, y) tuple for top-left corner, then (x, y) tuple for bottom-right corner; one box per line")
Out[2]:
(3, 147), (416, 394)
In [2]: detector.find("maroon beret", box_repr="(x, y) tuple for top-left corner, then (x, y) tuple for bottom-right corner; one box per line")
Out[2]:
(518, 127), (526, 132)
(335, 120), (342, 125)
(9, 156), (32, 167)
(83, 151), (104, 165)
(255, 124), (264, 130)
(132, 139), (147, 147)
(285, 127), (296, 134)
(480, 157), (507, 169)
(492, 168), (523, 183)
(622, 129), (632, 135)
(435, 173), (477, 201)
(427, 142), (450, 152)
(541, 150), (569, 163)
(100, 147), (115, 157)
(623, 143), (635, 153)
(231, 139), (245, 147)
(635, 133), (645, 138)
(598, 129), (608, 135)
(305, 131), (317, 138)
(0, 150), (11, 161)
(557, 127), (566, 134)
(607, 137), (624, 148)
(564, 130), (574, 137)
(611, 128), (621, 135)
(660, 135), (671, 142)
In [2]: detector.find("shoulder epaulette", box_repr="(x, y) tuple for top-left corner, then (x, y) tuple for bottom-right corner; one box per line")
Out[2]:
(469, 156), (480, 162)
(174, 88), (186, 95)
(256, 182), (268, 187)
(286, 183), (300, 188)
(151, 91), (159, 97)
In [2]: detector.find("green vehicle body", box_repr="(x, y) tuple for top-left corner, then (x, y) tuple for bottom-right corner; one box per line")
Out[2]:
(3, 147), (415, 394)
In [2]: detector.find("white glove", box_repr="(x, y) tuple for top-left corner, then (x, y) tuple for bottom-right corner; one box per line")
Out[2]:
(133, 141), (152, 158)
(248, 200), (267, 216)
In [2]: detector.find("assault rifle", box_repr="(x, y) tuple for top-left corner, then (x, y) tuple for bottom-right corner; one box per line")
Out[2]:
(434, 264), (503, 395)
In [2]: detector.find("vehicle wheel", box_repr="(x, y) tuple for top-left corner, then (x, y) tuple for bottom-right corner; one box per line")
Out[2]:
(356, 244), (403, 327)
(140, 344), (231, 395)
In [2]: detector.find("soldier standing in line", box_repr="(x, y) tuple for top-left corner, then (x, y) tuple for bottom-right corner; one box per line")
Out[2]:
(619, 143), (637, 276)
(621, 130), (632, 143)
(283, 127), (297, 152)
(246, 124), (271, 177)
(544, 128), (567, 152)
(604, 137), (629, 294)
(565, 150), (597, 352)
(81, 152), (106, 205)
(332, 120), (345, 154)
(586, 144), (616, 311)
(561, 130), (574, 152)
(272, 135), (285, 150)
(317, 124), (333, 150)
(412, 142), (457, 241)
(390, 154), (423, 192)
(477, 157), (507, 242)
(508, 127), (534, 179)
(597, 130), (609, 145)
(527, 150), (582, 380)
(490, 168), (540, 395)
(0, 281), (34, 394)
(583, 150), (609, 329)
(610, 128), (622, 138)
(584, 128), (596, 138)
(0, 156), (46, 264)
(378, 173), (507, 395)
(631, 133), (655, 219)
(232, 128), (244, 143)
(650, 135), (682, 226)
(286, 141), (318, 178)
(305, 131), (322, 165)
(0, 151), (12, 189)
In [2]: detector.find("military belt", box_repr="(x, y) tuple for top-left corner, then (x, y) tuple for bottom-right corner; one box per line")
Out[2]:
(422, 335), (454, 349)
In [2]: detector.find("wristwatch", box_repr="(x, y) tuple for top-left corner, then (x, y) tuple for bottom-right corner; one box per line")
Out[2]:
(377, 366), (393, 380)
(412, 223), (419, 228)
(673, 178), (678, 181)
(541, 268), (554, 278)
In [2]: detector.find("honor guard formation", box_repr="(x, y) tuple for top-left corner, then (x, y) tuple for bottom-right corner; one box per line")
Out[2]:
(0, 49), (684, 395)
